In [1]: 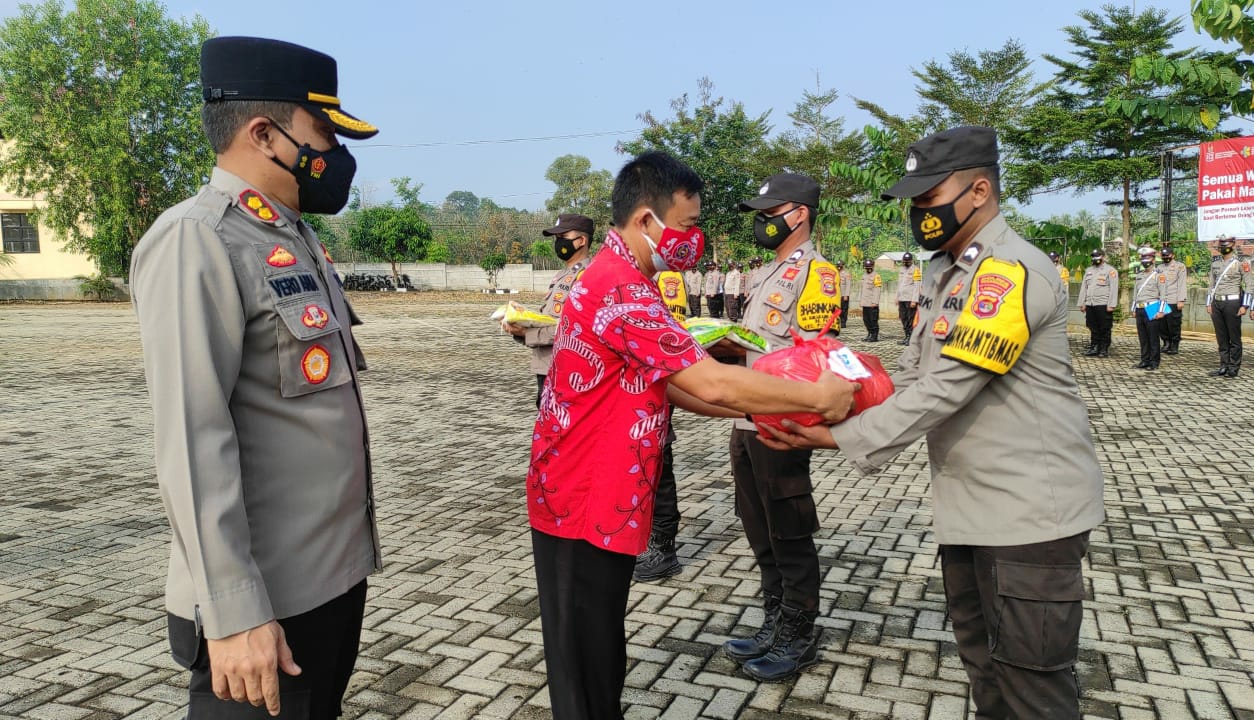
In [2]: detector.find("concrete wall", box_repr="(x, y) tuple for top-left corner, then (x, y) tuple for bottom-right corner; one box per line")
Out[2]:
(337, 262), (556, 292)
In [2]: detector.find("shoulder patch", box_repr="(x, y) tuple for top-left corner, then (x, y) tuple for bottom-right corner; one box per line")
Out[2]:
(1244, 262), (1251, 273)
(787, 248), (804, 262)
(239, 189), (278, 224)
(913, 267), (922, 281)
(940, 257), (1029, 376)
(796, 260), (841, 331)
(873, 274), (882, 287)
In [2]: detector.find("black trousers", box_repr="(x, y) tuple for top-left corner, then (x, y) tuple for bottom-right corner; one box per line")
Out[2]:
(687, 295), (702, 318)
(725, 294), (741, 322)
(1084, 306), (1113, 348)
(1161, 306), (1182, 347)
(941, 533), (1089, 720)
(730, 428), (820, 611)
(898, 301), (916, 337)
(177, 580), (367, 719)
(532, 530), (635, 720)
(862, 306), (879, 335)
(707, 294), (724, 319)
(1212, 298), (1243, 371)
(839, 297), (849, 329)
(1135, 308), (1160, 367)
(651, 443), (679, 544)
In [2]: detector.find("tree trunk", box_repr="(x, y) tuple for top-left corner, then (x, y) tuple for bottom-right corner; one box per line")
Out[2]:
(1120, 179), (1132, 310)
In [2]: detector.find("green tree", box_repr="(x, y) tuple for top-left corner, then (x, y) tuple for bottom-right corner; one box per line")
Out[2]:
(1010, 5), (1214, 278)
(479, 251), (506, 290)
(347, 204), (432, 285)
(544, 154), (612, 232)
(444, 190), (481, 216)
(756, 80), (866, 250)
(619, 77), (771, 261)
(0, 0), (213, 277)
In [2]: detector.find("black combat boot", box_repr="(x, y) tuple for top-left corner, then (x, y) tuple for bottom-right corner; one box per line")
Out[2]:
(741, 605), (820, 682)
(724, 594), (781, 662)
(1083, 344), (1098, 356)
(1097, 344), (1109, 358)
(868, 332), (879, 343)
(633, 537), (681, 582)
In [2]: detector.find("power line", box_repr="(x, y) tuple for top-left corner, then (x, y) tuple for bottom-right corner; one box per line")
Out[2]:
(356, 128), (643, 150)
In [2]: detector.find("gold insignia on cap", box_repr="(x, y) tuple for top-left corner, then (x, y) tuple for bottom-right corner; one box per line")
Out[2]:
(321, 108), (377, 134)
(307, 91), (341, 106)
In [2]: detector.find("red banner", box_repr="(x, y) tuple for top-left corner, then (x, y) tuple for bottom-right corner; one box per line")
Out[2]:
(1198, 136), (1254, 240)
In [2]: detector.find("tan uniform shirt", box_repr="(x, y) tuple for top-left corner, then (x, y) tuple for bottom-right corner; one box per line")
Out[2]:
(1077, 263), (1118, 309)
(684, 269), (704, 298)
(1206, 254), (1253, 307)
(131, 168), (380, 638)
(897, 264), (922, 303)
(735, 240), (839, 431)
(838, 269), (852, 300)
(525, 261), (584, 374)
(724, 269), (743, 296)
(1160, 259), (1187, 304)
(703, 269), (724, 296)
(830, 215), (1105, 546)
(1132, 265), (1167, 310)
(860, 270), (882, 306)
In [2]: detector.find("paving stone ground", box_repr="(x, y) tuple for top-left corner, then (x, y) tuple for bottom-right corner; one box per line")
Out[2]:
(1, 293), (1252, 720)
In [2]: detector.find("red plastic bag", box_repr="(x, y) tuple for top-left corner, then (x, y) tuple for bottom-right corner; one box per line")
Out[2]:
(751, 311), (894, 434)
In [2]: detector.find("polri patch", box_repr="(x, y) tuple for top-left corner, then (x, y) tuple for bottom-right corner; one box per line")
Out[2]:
(932, 315), (951, 338)
(239, 190), (278, 223)
(301, 345), (331, 384)
(782, 267), (801, 281)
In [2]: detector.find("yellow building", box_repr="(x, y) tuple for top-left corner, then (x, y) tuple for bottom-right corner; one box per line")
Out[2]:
(0, 140), (98, 298)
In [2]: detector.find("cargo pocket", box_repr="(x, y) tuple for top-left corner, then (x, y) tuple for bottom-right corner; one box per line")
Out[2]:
(758, 291), (797, 347)
(274, 296), (351, 398)
(990, 559), (1085, 671)
(766, 493), (819, 540)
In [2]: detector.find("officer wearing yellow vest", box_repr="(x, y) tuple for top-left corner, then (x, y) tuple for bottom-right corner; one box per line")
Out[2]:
(715, 172), (840, 682)
(1049, 251), (1070, 283)
(836, 260), (852, 330)
(860, 258), (883, 341)
(758, 127), (1104, 719)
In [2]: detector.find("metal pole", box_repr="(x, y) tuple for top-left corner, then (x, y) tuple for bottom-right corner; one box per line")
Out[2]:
(1161, 150), (1174, 244)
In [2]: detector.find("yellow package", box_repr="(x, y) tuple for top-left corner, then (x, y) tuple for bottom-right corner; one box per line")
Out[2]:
(490, 301), (557, 328)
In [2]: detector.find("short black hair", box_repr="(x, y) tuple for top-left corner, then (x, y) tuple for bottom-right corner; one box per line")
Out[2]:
(611, 151), (704, 227)
(955, 164), (1001, 199)
(201, 100), (296, 154)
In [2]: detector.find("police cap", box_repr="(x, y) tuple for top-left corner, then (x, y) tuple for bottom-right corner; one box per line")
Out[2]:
(739, 173), (820, 211)
(201, 36), (378, 139)
(882, 126), (999, 200)
(542, 213), (595, 238)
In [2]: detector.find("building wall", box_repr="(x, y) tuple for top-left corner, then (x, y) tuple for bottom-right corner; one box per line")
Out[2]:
(0, 195), (96, 281)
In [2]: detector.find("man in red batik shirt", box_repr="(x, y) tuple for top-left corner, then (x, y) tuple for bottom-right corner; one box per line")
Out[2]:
(528, 151), (859, 719)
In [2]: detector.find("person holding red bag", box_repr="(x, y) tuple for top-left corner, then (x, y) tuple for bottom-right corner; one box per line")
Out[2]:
(759, 127), (1105, 720)
(711, 172), (842, 682)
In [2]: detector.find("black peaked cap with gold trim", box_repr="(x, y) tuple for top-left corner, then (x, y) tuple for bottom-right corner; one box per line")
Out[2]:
(200, 36), (378, 139)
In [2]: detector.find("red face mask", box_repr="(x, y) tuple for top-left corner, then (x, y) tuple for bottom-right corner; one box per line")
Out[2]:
(644, 210), (705, 272)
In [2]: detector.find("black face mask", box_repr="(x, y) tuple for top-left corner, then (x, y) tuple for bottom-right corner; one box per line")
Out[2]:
(269, 121), (356, 215)
(911, 184), (976, 252)
(753, 206), (802, 249)
(554, 236), (580, 261)
(1092, 256), (1104, 266)
(1220, 245), (1235, 255)
(1141, 259), (1153, 268)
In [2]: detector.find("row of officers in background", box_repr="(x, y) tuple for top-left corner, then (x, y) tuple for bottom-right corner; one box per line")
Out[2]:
(681, 254), (921, 344)
(1075, 239), (1253, 376)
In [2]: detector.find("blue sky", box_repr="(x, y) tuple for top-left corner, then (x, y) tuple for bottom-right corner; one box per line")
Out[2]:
(1, 0), (1245, 219)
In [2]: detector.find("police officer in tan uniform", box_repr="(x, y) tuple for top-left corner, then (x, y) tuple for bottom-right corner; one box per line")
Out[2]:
(836, 260), (852, 330)
(1205, 236), (1253, 377)
(860, 258), (883, 341)
(724, 261), (744, 321)
(1077, 248), (1118, 357)
(760, 127), (1104, 720)
(684, 265), (704, 317)
(703, 259), (725, 318)
(718, 172), (841, 682)
(896, 251), (922, 344)
(504, 214), (591, 404)
(131, 37), (382, 718)
(1131, 246), (1168, 370)
(1158, 245), (1186, 355)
